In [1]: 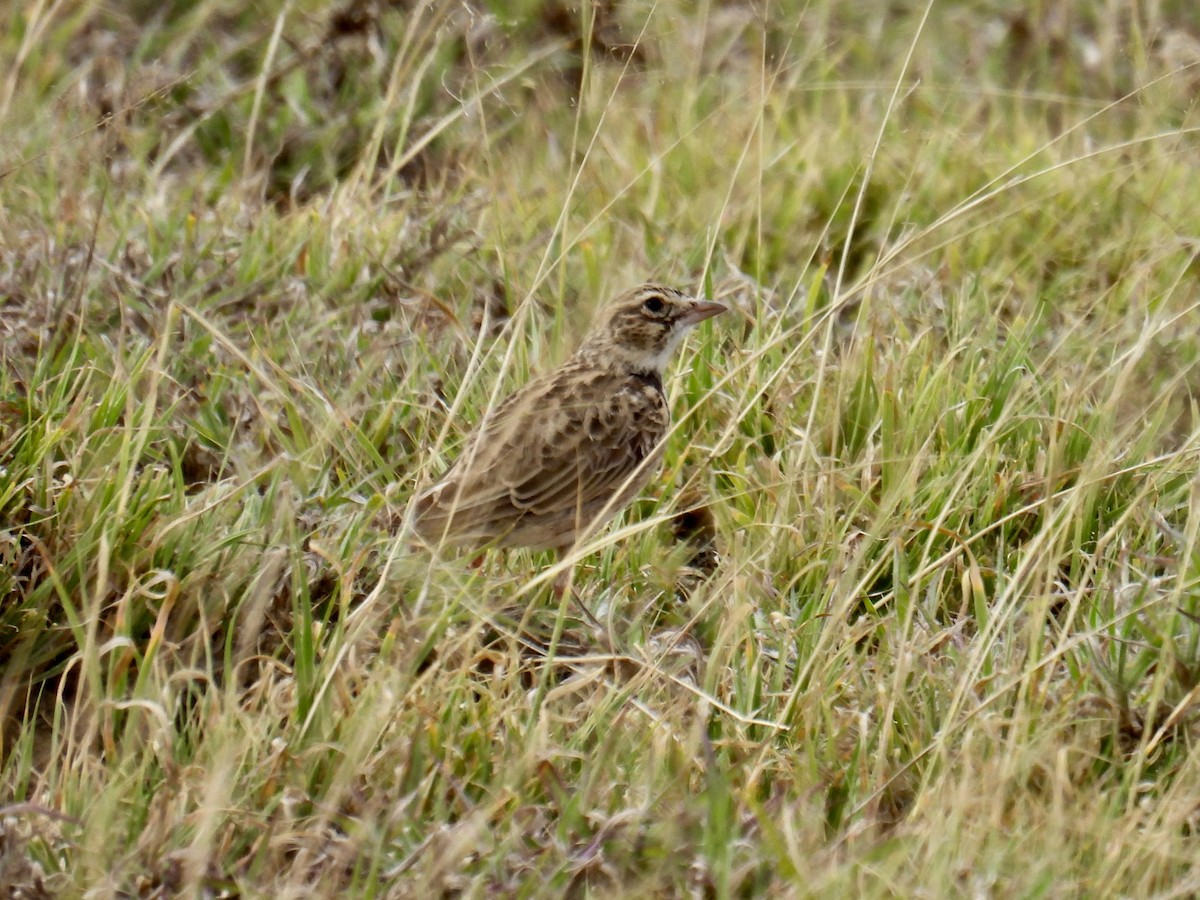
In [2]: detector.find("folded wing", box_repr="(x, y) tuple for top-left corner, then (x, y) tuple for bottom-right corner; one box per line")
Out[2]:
(412, 370), (668, 549)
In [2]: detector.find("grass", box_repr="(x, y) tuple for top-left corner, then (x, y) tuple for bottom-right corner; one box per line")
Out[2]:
(3, 0), (1200, 895)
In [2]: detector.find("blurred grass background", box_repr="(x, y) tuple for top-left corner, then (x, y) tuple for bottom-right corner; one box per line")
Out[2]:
(3, 0), (1200, 894)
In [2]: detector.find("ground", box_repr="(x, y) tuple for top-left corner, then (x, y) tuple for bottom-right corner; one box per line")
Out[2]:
(3, 0), (1200, 896)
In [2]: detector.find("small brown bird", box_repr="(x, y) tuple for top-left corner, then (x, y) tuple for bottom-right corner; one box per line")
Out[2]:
(411, 283), (726, 592)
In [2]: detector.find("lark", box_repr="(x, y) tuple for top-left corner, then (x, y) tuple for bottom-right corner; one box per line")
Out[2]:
(411, 284), (726, 592)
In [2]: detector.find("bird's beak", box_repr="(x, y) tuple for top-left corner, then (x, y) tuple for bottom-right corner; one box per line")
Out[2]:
(679, 299), (728, 326)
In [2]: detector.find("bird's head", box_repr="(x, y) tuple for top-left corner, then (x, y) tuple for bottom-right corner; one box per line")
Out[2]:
(582, 284), (727, 374)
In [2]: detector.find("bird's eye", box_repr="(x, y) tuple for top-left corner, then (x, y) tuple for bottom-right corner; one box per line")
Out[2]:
(642, 296), (666, 315)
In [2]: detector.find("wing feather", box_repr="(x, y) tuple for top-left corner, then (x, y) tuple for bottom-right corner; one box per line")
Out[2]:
(412, 367), (667, 548)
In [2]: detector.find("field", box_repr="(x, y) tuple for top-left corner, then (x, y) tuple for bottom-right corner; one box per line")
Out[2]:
(4, 1), (1200, 895)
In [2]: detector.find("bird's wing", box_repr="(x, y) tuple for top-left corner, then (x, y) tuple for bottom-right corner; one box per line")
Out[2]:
(413, 371), (667, 541)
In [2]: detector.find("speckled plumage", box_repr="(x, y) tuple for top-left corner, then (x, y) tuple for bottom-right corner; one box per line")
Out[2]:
(411, 284), (726, 555)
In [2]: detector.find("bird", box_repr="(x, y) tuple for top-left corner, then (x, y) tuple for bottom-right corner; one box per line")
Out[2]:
(410, 283), (727, 594)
